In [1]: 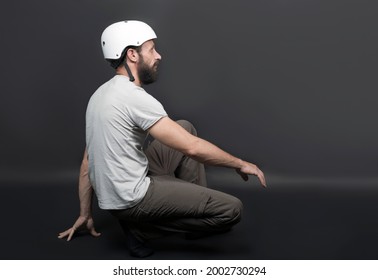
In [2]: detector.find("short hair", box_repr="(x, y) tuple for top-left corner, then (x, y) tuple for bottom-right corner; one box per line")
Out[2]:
(106, 45), (142, 69)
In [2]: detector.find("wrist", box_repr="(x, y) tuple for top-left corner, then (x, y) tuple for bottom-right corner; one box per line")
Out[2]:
(236, 158), (245, 169)
(79, 209), (92, 218)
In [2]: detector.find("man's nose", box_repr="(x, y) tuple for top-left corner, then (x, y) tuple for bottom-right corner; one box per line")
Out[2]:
(155, 51), (162, 60)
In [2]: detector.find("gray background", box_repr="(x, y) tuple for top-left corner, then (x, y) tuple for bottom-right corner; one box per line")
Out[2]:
(1, 0), (377, 183)
(1, 0), (378, 261)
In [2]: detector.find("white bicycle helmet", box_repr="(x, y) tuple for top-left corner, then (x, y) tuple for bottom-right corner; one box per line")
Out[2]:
(101, 20), (157, 59)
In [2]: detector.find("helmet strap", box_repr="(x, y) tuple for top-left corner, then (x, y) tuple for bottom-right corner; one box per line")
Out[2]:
(124, 62), (135, 82)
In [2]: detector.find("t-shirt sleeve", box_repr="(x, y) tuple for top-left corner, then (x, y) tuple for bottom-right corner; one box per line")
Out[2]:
(128, 90), (168, 131)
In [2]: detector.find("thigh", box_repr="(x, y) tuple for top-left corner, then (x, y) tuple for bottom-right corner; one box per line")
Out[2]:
(113, 175), (228, 220)
(136, 175), (210, 219)
(111, 175), (242, 224)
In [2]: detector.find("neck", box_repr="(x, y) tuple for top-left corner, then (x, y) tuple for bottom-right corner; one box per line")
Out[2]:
(116, 64), (141, 86)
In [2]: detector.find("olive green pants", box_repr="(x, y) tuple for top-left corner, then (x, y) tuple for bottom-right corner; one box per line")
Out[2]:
(110, 120), (243, 241)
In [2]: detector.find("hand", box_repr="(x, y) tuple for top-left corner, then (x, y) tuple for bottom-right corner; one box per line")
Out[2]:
(58, 216), (101, 241)
(236, 161), (267, 187)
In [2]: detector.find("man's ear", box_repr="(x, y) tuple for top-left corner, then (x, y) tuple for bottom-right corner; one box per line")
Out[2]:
(126, 48), (138, 63)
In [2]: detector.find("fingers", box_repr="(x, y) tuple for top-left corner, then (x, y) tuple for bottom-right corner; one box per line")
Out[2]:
(257, 172), (267, 187)
(248, 170), (266, 187)
(254, 167), (267, 187)
(57, 231), (68, 239)
(238, 162), (267, 187)
(58, 218), (101, 242)
(67, 228), (76, 241)
(57, 228), (75, 241)
(89, 228), (101, 238)
(58, 221), (81, 241)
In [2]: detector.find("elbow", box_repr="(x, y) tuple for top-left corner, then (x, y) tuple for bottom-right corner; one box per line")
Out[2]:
(184, 147), (197, 158)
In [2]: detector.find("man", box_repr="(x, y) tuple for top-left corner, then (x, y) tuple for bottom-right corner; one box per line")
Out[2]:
(59, 20), (266, 258)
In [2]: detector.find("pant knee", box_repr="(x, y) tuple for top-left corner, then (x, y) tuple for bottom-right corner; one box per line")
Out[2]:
(227, 197), (243, 225)
(213, 196), (243, 229)
(176, 119), (197, 135)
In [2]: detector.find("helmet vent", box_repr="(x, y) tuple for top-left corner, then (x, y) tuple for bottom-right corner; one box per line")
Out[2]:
(102, 41), (105, 46)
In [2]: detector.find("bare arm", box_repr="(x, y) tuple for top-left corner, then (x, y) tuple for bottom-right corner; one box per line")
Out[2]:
(77, 148), (94, 217)
(58, 148), (101, 241)
(149, 117), (267, 187)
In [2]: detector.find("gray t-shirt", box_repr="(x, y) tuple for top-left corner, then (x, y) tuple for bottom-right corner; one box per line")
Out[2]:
(86, 75), (167, 209)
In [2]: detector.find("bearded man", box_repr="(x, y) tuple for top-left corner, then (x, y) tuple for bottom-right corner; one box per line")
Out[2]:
(59, 20), (266, 258)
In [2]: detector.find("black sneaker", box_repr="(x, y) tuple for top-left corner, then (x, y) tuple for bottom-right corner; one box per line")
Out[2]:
(119, 221), (154, 258)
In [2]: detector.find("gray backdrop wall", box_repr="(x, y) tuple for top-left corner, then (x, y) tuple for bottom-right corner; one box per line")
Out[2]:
(1, 0), (377, 184)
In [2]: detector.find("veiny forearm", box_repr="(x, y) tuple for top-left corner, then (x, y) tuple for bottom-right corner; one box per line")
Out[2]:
(78, 150), (94, 217)
(149, 117), (245, 170)
(188, 137), (244, 169)
(188, 137), (267, 187)
(149, 117), (266, 186)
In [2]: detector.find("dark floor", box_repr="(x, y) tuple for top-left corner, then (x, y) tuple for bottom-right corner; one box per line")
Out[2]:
(2, 172), (378, 260)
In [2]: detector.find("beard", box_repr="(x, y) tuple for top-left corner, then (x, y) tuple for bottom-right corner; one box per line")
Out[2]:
(137, 55), (159, 85)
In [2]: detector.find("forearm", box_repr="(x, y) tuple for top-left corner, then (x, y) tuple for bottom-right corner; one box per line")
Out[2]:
(149, 117), (245, 169)
(78, 149), (93, 217)
(149, 117), (266, 186)
(188, 137), (244, 169)
(190, 137), (266, 186)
